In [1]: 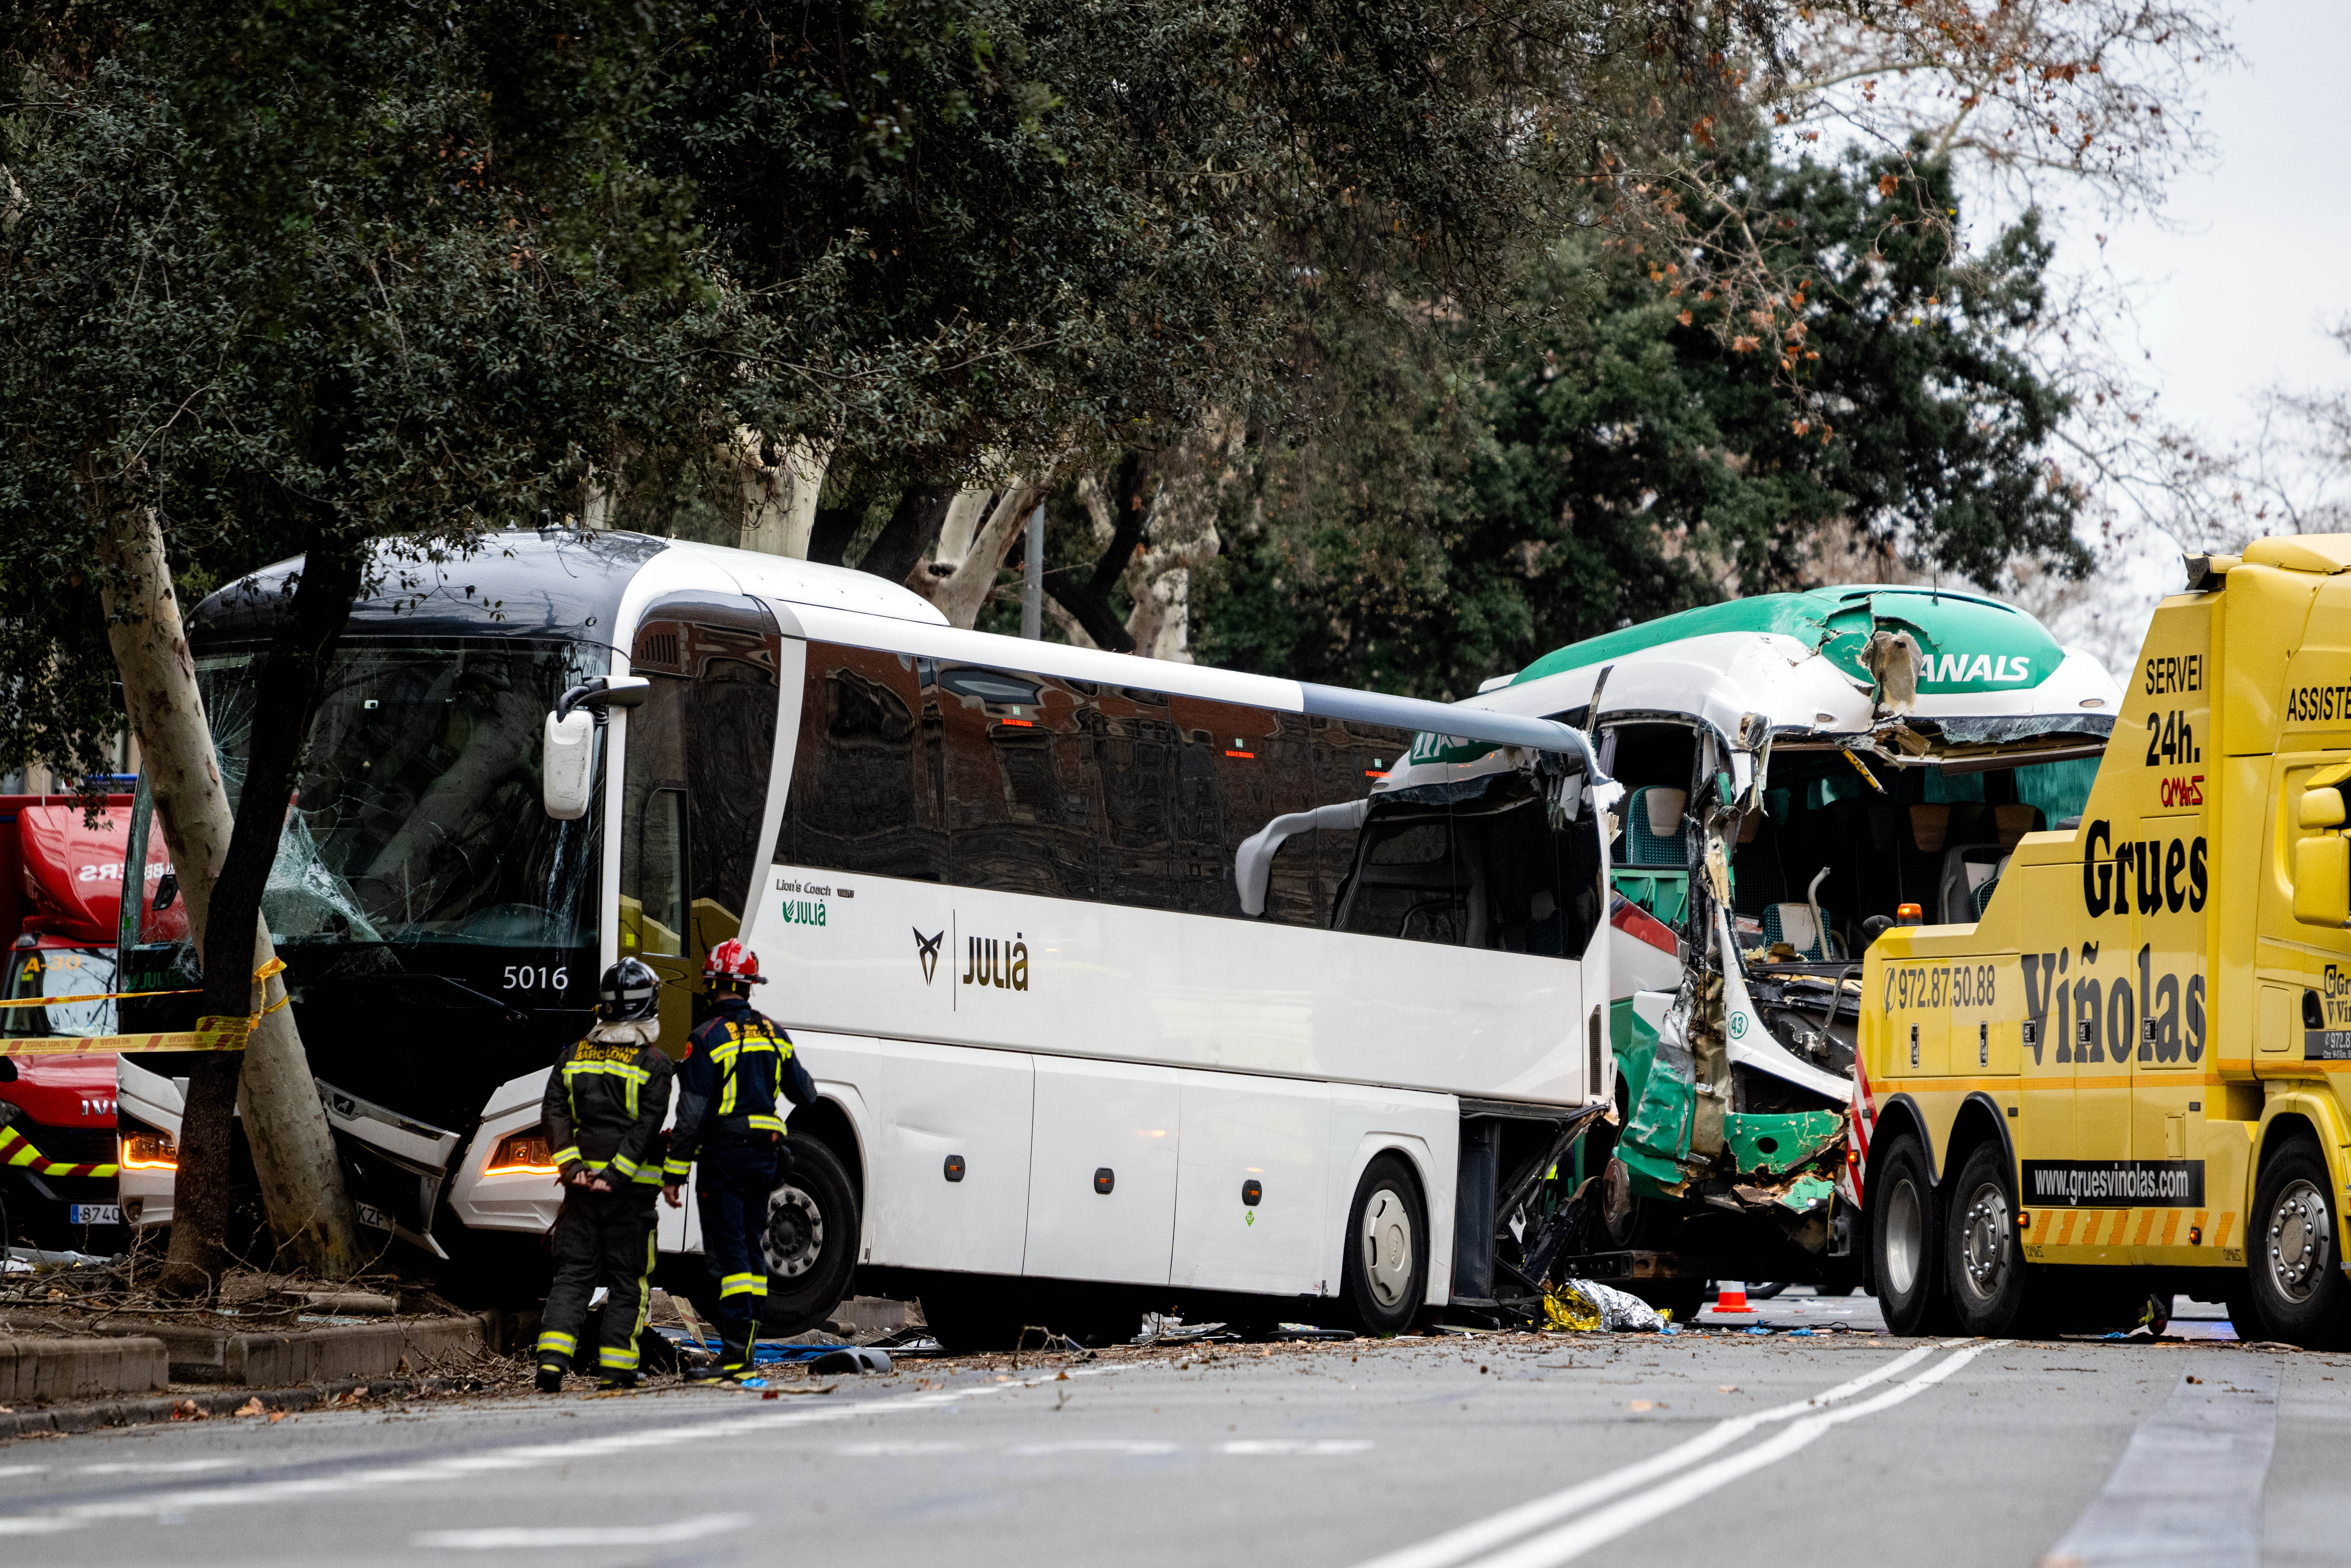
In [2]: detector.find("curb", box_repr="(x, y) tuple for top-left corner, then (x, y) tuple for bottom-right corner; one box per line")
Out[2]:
(0, 1338), (169, 1405)
(86, 1311), (499, 1386)
(0, 1374), (483, 1441)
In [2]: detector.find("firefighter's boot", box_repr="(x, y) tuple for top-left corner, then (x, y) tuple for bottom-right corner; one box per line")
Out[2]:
(535, 1357), (569, 1394)
(596, 1368), (639, 1392)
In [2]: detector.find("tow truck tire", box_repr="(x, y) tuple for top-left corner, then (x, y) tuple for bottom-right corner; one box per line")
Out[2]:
(1943, 1142), (2030, 1336)
(756, 1135), (861, 1338)
(1869, 1134), (1953, 1336)
(1342, 1154), (1428, 1335)
(2247, 1137), (2351, 1350)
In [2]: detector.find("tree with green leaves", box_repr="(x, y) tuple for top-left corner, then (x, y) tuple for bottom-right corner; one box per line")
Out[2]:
(0, 0), (710, 1291)
(1200, 142), (2085, 697)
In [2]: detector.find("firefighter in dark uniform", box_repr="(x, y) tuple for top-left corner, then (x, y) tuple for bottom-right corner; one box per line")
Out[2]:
(661, 939), (816, 1379)
(536, 957), (673, 1393)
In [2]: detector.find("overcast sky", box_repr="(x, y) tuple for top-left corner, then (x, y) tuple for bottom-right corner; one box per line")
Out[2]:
(2088, 0), (2351, 446)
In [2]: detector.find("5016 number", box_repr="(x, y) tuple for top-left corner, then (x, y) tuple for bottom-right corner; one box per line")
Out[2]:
(502, 965), (569, 991)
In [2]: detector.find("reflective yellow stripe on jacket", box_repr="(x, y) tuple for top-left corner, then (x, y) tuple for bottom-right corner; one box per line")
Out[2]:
(564, 1056), (651, 1118)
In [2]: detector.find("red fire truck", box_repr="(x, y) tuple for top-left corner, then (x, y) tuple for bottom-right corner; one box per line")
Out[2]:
(0, 793), (152, 1253)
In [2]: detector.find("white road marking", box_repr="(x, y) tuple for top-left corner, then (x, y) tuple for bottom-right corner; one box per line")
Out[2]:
(0, 1467), (47, 1479)
(76, 1459), (242, 1475)
(0, 1367), (1116, 1537)
(833, 1437), (1370, 1458)
(2038, 1360), (2279, 1568)
(1454, 1342), (2002, 1568)
(1346, 1342), (1959, 1568)
(415, 1513), (750, 1549)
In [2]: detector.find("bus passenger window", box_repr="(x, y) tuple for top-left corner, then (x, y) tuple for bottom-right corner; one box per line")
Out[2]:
(782, 652), (945, 883)
(936, 664), (1095, 900)
(1336, 816), (1470, 946)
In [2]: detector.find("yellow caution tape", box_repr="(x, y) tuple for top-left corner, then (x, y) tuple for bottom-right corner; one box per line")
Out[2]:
(0, 1123), (118, 1178)
(0, 959), (288, 1057)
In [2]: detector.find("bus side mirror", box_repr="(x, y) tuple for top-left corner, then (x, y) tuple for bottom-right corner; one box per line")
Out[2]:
(2302, 787), (2346, 830)
(543, 677), (651, 821)
(544, 711), (596, 820)
(2293, 834), (2350, 926)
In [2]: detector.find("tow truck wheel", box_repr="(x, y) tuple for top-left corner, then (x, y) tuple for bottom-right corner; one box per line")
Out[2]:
(1342, 1154), (1428, 1335)
(1869, 1135), (1954, 1336)
(755, 1135), (861, 1338)
(1943, 1143), (2029, 1336)
(2248, 1138), (2351, 1350)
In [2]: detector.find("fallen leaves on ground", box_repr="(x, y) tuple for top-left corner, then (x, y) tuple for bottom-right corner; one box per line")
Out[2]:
(232, 1397), (265, 1418)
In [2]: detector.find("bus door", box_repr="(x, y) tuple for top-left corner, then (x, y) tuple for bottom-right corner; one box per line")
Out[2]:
(622, 606), (783, 1056)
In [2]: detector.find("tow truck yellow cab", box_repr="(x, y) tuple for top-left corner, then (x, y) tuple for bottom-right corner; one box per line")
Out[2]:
(1858, 533), (2351, 1345)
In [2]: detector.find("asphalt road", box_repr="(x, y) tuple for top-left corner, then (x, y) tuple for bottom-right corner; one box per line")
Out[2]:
(1, 1290), (2344, 1568)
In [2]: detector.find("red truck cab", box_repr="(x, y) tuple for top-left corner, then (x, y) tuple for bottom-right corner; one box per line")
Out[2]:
(0, 793), (148, 1251)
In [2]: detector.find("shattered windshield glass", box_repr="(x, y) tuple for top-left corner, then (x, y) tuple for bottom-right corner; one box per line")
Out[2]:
(6, 947), (117, 1037)
(188, 641), (605, 948)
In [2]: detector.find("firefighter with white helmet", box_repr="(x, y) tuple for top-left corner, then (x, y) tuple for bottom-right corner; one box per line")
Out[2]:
(535, 957), (672, 1392)
(661, 939), (817, 1379)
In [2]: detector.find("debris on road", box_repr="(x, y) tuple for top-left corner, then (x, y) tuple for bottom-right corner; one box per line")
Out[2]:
(1543, 1280), (1667, 1333)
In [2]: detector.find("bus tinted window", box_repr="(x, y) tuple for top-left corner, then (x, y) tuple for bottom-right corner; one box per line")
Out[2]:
(785, 648), (945, 883)
(933, 659), (1097, 900)
(777, 640), (1595, 956)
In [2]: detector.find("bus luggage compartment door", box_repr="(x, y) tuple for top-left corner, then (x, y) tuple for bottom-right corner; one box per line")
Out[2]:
(1169, 1071), (1332, 1296)
(868, 1040), (1035, 1275)
(1025, 1058), (1181, 1285)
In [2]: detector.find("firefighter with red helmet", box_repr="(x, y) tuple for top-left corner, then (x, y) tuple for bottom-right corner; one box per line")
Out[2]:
(535, 957), (673, 1393)
(661, 939), (816, 1378)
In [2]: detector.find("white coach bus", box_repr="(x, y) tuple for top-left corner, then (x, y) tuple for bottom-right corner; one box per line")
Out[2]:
(115, 529), (1612, 1344)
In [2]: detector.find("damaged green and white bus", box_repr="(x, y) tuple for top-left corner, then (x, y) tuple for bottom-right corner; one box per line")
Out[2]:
(1441, 586), (2123, 1315)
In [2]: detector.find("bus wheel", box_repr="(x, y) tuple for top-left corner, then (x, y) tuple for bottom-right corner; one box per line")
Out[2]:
(1343, 1154), (1428, 1335)
(2249, 1139), (2351, 1349)
(756, 1136), (860, 1338)
(1869, 1135), (1950, 1336)
(1943, 1144), (2028, 1335)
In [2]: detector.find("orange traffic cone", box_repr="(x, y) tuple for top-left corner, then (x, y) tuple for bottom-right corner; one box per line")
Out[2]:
(1713, 1280), (1754, 1315)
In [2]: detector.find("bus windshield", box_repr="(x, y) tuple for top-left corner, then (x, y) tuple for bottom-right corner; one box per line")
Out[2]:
(166, 640), (605, 949)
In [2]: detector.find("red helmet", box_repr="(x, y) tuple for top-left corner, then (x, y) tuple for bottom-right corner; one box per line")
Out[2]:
(703, 938), (765, 985)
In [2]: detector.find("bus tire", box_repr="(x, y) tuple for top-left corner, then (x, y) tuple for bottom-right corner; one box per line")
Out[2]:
(2247, 1137), (2351, 1350)
(755, 1135), (860, 1338)
(1869, 1134), (1951, 1336)
(1943, 1142), (2029, 1336)
(1343, 1154), (1428, 1335)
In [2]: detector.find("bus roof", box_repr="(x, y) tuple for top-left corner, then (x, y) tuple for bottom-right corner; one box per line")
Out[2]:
(1464, 583), (2120, 739)
(196, 529), (1598, 768)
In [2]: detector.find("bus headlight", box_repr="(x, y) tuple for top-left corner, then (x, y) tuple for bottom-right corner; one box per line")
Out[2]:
(486, 1131), (556, 1175)
(122, 1132), (179, 1170)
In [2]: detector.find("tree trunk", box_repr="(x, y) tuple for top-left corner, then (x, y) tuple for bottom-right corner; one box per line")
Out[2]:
(856, 486), (956, 587)
(918, 477), (1056, 628)
(96, 508), (361, 1294)
(734, 431), (829, 557)
(1046, 455), (1148, 652)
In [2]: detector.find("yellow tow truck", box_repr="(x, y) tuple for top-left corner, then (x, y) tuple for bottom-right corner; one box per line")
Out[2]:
(1856, 535), (2351, 1345)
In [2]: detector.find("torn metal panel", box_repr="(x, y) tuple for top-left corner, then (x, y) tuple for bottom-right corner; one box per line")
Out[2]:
(1722, 1112), (1843, 1177)
(1715, 907), (1854, 1105)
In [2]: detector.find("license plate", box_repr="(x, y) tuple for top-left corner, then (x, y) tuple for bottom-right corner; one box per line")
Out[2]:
(68, 1204), (122, 1226)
